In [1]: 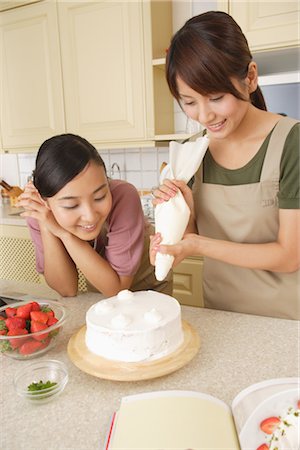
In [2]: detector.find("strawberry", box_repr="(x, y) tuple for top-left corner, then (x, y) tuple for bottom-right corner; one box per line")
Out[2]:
(260, 417), (280, 434)
(30, 320), (49, 340)
(46, 310), (55, 319)
(256, 445), (269, 450)
(0, 330), (7, 335)
(0, 315), (5, 320)
(47, 316), (58, 326)
(30, 310), (49, 324)
(16, 303), (32, 319)
(7, 328), (29, 349)
(18, 339), (43, 355)
(5, 307), (17, 317)
(29, 301), (41, 311)
(5, 316), (26, 330)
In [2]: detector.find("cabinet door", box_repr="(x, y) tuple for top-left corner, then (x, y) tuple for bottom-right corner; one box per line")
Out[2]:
(229, 1), (300, 52)
(173, 257), (204, 307)
(0, 1), (41, 12)
(0, 1), (65, 150)
(0, 225), (43, 283)
(58, 1), (147, 145)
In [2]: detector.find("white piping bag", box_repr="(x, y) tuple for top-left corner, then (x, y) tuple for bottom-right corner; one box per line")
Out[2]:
(155, 134), (210, 281)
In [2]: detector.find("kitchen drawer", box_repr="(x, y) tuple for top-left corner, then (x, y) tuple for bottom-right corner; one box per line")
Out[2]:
(173, 256), (204, 307)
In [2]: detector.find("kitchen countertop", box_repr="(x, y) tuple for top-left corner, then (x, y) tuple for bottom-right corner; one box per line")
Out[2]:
(0, 279), (299, 450)
(0, 204), (26, 226)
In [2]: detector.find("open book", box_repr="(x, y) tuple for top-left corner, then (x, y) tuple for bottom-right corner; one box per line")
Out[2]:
(105, 378), (299, 450)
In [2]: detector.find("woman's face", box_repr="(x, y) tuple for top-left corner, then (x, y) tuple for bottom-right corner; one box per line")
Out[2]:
(177, 76), (251, 138)
(46, 161), (112, 241)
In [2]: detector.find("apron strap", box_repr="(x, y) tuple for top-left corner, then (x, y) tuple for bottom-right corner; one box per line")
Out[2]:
(260, 116), (299, 182)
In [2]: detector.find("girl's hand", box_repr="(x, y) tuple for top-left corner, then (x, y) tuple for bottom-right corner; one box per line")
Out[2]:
(18, 181), (44, 206)
(17, 183), (65, 239)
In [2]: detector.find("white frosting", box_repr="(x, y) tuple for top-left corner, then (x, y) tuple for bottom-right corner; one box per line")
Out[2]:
(144, 308), (162, 324)
(269, 407), (300, 450)
(117, 289), (134, 301)
(95, 300), (114, 314)
(85, 290), (184, 362)
(111, 314), (131, 329)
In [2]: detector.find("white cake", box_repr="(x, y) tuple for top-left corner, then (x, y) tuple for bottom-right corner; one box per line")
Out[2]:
(85, 289), (184, 362)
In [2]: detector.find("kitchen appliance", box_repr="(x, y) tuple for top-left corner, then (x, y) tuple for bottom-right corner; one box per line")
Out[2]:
(259, 72), (300, 119)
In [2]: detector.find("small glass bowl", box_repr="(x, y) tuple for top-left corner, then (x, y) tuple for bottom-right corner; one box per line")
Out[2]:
(0, 300), (67, 360)
(14, 359), (68, 403)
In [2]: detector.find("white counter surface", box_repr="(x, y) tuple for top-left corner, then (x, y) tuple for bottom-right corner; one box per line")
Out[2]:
(0, 280), (299, 450)
(0, 204), (26, 226)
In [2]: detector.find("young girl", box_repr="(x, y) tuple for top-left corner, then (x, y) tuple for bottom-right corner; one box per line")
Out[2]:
(150, 11), (299, 319)
(18, 133), (172, 297)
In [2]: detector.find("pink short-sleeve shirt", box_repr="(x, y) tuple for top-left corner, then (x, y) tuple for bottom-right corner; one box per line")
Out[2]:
(26, 179), (146, 277)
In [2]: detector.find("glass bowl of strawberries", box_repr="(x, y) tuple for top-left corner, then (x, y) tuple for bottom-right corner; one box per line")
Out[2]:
(0, 300), (67, 359)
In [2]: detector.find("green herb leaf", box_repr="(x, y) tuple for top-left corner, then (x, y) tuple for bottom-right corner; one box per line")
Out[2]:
(0, 320), (7, 331)
(27, 380), (57, 392)
(0, 340), (11, 352)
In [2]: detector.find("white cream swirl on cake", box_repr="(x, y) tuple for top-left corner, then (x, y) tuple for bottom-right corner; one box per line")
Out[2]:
(85, 290), (184, 362)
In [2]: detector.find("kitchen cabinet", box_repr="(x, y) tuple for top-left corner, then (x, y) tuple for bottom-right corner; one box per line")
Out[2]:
(58, 1), (174, 146)
(0, 0), (41, 12)
(227, 1), (300, 52)
(173, 256), (204, 307)
(0, 224), (87, 291)
(0, 1), (65, 150)
(0, 0), (175, 152)
(0, 224), (44, 284)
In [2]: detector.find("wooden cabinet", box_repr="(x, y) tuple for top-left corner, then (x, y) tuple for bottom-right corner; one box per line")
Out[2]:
(173, 256), (204, 308)
(0, 1), (41, 12)
(0, 224), (87, 291)
(0, 1), (65, 150)
(0, 0), (175, 151)
(0, 225), (45, 284)
(227, 1), (300, 52)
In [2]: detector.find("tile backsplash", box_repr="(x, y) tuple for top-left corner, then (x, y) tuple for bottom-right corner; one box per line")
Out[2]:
(3, 146), (170, 191)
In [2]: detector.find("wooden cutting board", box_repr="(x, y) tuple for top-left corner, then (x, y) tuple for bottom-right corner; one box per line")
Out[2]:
(67, 320), (200, 381)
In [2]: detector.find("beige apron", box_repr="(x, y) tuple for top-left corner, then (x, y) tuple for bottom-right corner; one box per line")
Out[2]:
(85, 223), (173, 296)
(193, 117), (300, 319)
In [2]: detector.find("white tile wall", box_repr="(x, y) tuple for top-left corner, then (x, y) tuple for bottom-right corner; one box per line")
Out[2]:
(16, 146), (170, 191)
(0, 154), (21, 186)
(18, 153), (35, 187)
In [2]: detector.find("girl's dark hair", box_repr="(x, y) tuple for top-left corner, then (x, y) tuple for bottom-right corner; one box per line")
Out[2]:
(166, 11), (267, 111)
(33, 133), (106, 197)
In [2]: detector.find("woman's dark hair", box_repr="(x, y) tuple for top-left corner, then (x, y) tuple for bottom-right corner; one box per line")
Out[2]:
(33, 133), (106, 197)
(166, 11), (266, 111)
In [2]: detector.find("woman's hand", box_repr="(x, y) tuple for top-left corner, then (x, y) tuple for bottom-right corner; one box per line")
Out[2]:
(17, 182), (65, 239)
(152, 179), (195, 218)
(150, 232), (200, 267)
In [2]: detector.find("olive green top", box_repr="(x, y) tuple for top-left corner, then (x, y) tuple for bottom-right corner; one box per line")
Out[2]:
(202, 123), (299, 209)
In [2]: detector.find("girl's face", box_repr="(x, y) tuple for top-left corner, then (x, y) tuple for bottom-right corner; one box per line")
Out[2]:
(46, 161), (112, 241)
(177, 76), (251, 138)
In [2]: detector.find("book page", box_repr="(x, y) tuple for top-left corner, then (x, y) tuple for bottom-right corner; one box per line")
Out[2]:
(108, 390), (240, 449)
(231, 378), (300, 450)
